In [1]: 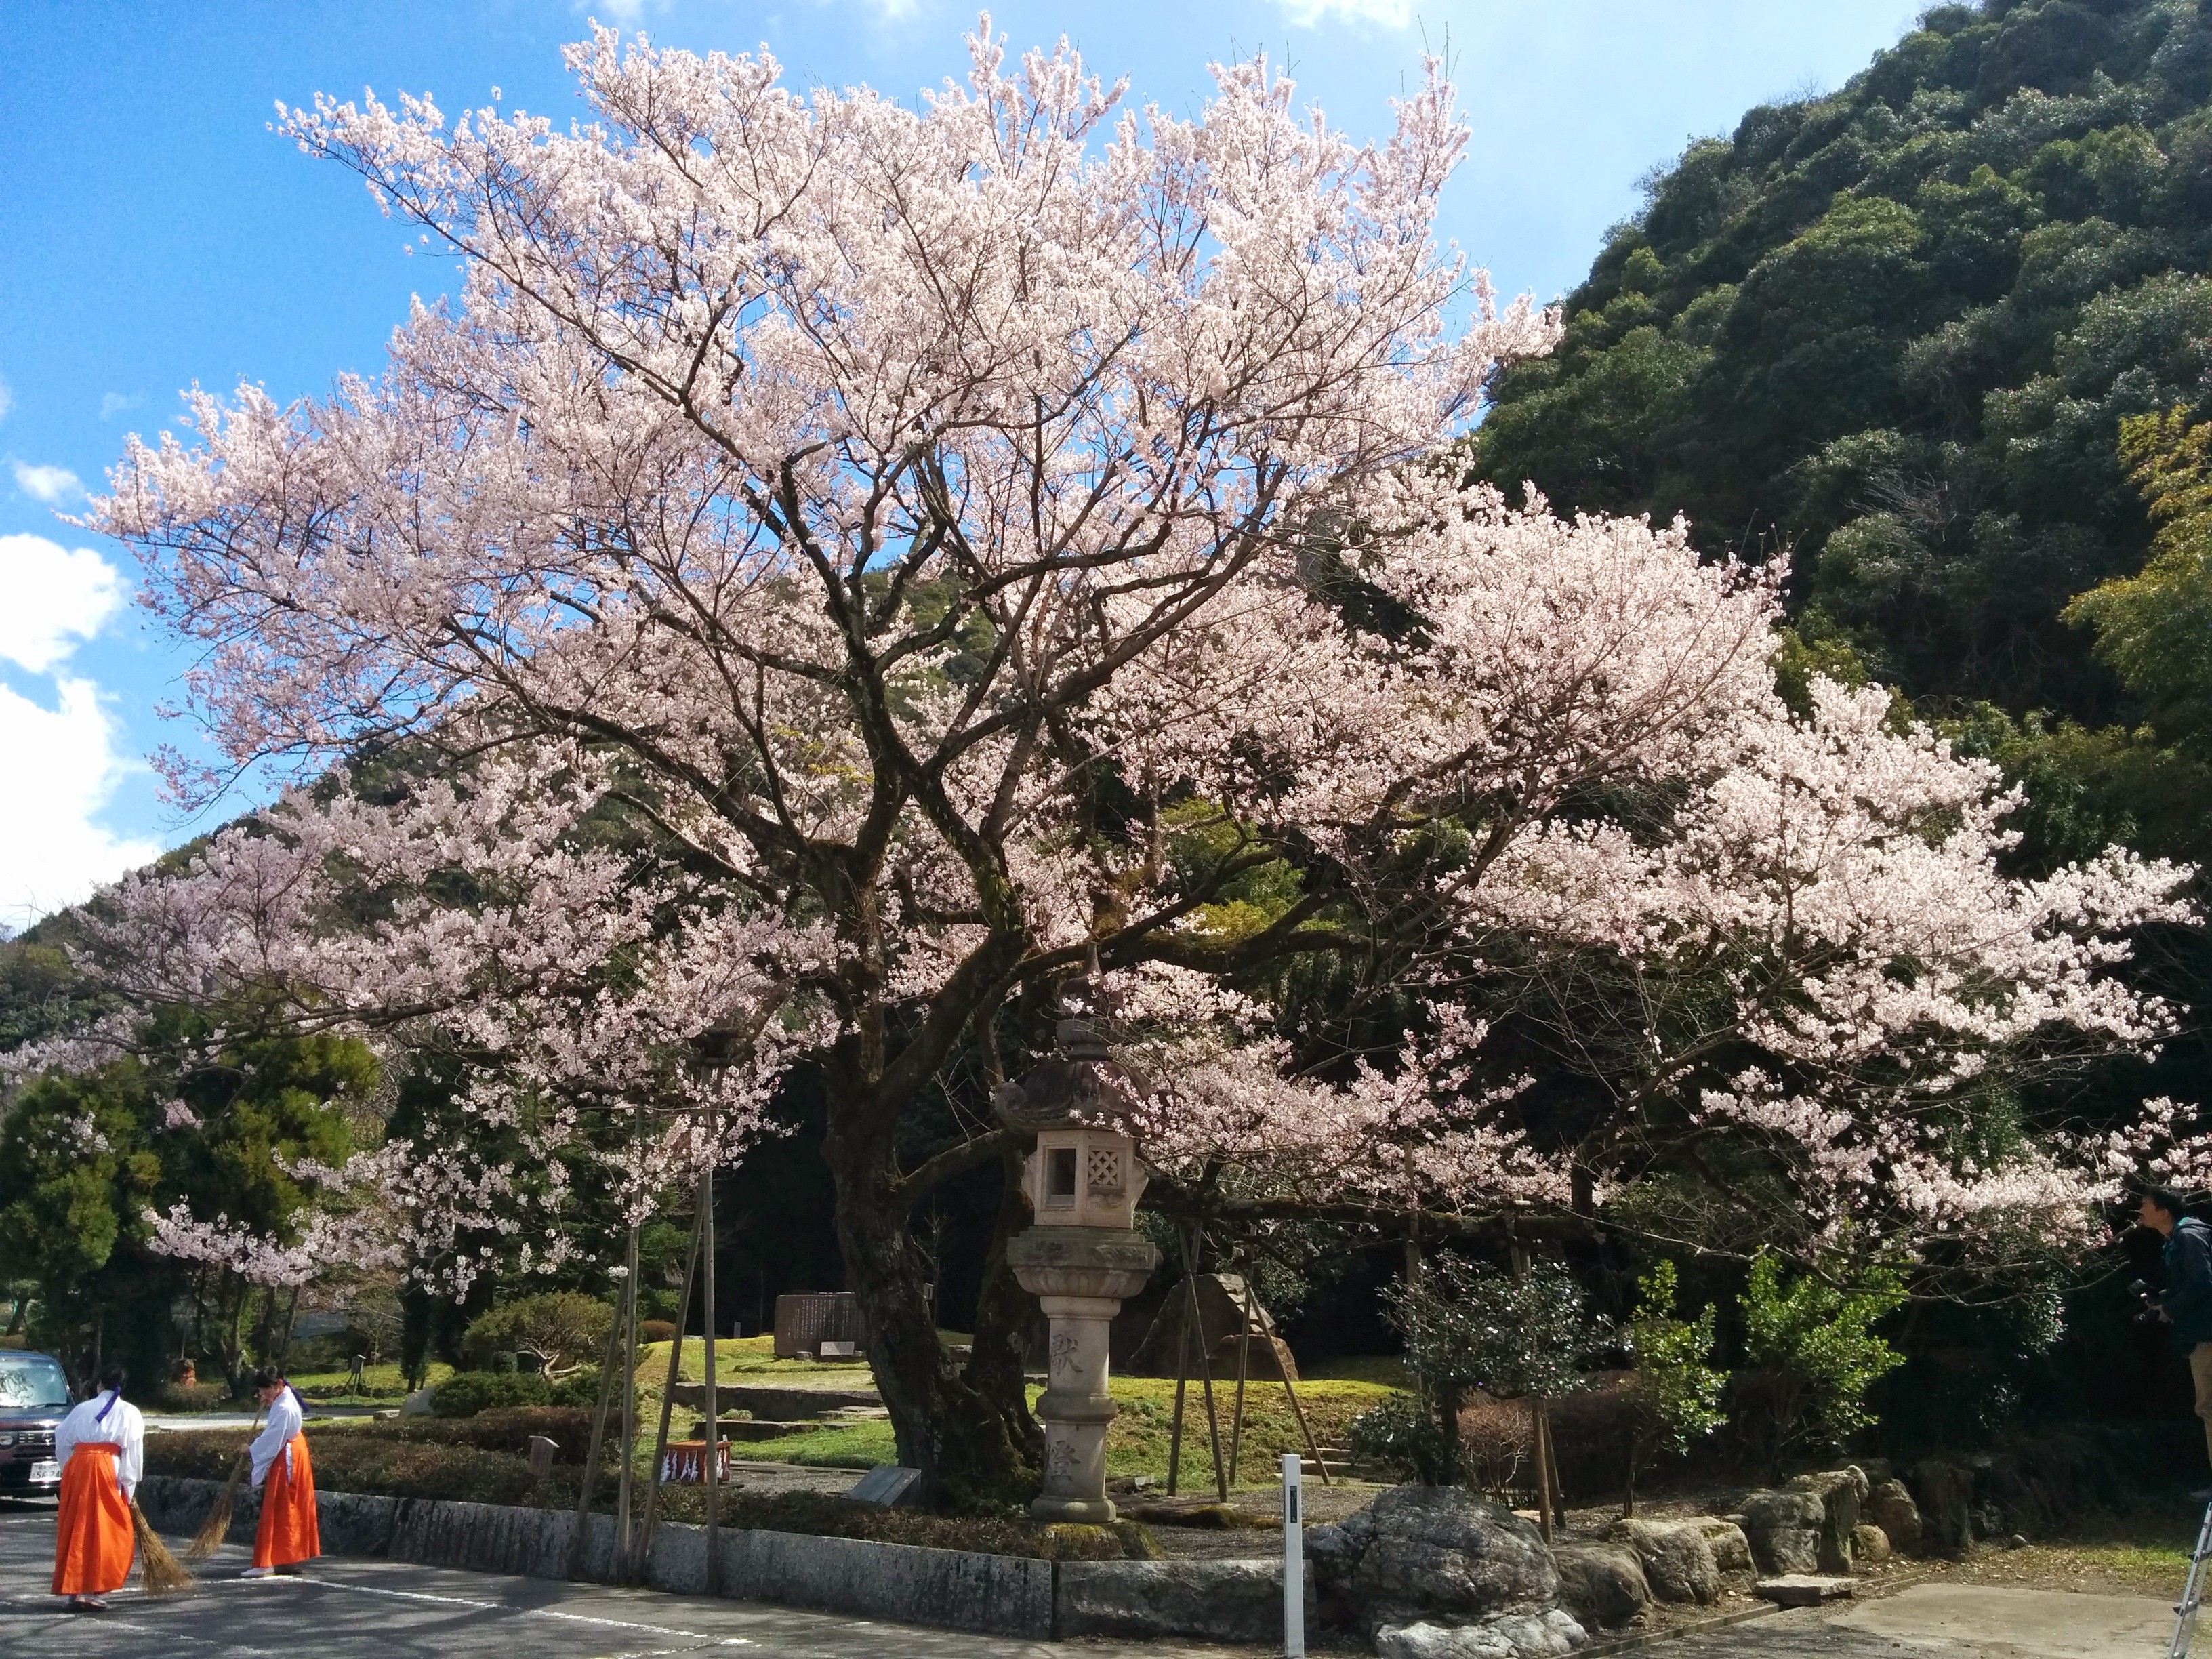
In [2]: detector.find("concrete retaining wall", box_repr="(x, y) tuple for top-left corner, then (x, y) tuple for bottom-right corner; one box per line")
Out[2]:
(135, 1475), (1279, 1645)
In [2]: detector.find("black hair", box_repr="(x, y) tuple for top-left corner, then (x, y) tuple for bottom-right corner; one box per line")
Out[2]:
(98, 1366), (125, 1393)
(250, 1368), (283, 1391)
(2144, 1185), (2188, 1221)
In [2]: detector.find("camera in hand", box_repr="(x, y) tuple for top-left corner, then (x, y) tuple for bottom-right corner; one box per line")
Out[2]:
(2131, 1278), (2166, 1327)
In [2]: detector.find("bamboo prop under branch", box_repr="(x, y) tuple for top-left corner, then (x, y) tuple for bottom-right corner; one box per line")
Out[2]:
(613, 1223), (640, 1581)
(133, 1500), (195, 1592)
(1532, 1399), (1557, 1543)
(1226, 1271), (1253, 1489)
(632, 1198), (706, 1585)
(1271, 1299), (1330, 1486)
(184, 1404), (265, 1561)
(1166, 1267), (1193, 1498)
(1180, 1226), (1229, 1504)
(566, 1292), (629, 1580)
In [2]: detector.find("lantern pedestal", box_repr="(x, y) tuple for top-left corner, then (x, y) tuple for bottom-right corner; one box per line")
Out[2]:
(1006, 1225), (1159, 1525)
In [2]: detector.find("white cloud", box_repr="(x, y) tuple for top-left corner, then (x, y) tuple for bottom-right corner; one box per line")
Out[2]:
(1277, 0), (1412, 25)
(0, 675), (161, 929)
(0, 373), (13, 424)
(0, 534), (156, 926)
(0, 533), (127, 674)
(99, 392), (144, 419)
(12, 461), (83, 504)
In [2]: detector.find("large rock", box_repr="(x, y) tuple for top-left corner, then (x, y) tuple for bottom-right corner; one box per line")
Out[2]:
(1909, 1460), (1975, 1555)
(1309, 1485), (1559, 1636)
(1787, 1468), (1868, 1574)
(1687, 1517), (1753, 1575)
(1738, 1489), (1825, 1576)
(1551, 1544), (1651, 1629)
(1601, 1519), (1720, 1605)
(1376, 1610), (1588, 1659)
(1851, 1523), (1892, 1567)
(1865, 1479), (1921, 1553)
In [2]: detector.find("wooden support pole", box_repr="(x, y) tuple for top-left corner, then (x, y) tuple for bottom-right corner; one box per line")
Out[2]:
(633, 1200), (706, 1584)
(1227, 1272), (1254, 1489)
(1532, 1398), (1556, 1543)
(1276, 1330), (1331, 1487)
(614, 1222), (640, 1578)
(1182, 1226), (1229, 1504)
(1166, 1289), (1190, 1496)
(700, 1143), (721, 1595)
(566, 1288), (628, 1579)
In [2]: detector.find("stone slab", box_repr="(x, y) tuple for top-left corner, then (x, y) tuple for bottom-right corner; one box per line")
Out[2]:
(1755, 1574), (1854, 1607)
(726, 1528), (1054, 1638)
(846, 1464), (923, 1506)
(1057, 1557), (1310, 1643)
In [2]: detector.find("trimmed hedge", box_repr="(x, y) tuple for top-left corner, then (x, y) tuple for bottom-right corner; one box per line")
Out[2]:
(433, 1370), (551, 1417)
(645, 1487), (1149, 1561)
(349, 1406), (597, 1463)
(142, 1427), (576, 1507)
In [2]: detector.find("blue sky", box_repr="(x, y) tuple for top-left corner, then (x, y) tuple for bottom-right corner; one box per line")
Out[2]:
(0, 0), (1925, 928)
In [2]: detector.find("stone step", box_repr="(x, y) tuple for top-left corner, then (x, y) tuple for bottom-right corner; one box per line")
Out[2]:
(665, 1381), (880, 1416)
(716, 1418), (825, 1442)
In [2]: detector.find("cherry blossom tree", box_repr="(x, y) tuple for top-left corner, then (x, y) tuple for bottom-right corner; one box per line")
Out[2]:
(66, 20), (2194, 1501)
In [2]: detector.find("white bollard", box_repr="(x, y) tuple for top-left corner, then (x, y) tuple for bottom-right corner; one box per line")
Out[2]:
(1282, 1451), (1305, 1658)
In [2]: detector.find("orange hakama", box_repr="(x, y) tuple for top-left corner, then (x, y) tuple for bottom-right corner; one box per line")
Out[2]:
(52, 1441), (134, 1595)
(252, 1433), (321, 1568)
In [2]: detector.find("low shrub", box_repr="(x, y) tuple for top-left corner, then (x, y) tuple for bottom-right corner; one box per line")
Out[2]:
(651, 1486), (1146, 1560)
(638, 1319), (678, 1345)
(550, 1366), (600, 1408)
(1348, 1391), (1454, 1484)
(144, 1427), (573, 1507)
(433, 1370), (551, 1417)
(350, 1406), (597, 1463)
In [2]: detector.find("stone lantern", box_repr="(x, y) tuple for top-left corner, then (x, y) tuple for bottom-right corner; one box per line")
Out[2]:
(996, 979), (1161, 1525)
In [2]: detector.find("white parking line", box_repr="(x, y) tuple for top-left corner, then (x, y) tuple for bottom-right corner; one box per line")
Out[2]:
(285, 1573), (754, 1645)
(0, 1595), (289, 1656)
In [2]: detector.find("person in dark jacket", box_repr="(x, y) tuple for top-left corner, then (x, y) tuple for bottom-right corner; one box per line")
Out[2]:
(2142, 1186), (2212, 1478)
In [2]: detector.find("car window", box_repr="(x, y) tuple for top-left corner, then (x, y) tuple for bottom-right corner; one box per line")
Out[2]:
(0, 1356), (70, 1409)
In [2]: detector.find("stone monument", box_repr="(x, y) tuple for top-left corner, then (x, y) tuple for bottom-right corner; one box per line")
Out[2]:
(996, 978), (1160, 1525)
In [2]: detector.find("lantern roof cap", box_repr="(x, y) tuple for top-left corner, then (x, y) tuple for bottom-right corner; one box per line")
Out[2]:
(991, 975), (1150, 1135)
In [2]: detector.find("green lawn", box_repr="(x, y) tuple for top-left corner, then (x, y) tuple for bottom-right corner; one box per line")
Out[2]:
(291, 1360), (454, 1404)
(731, 1375), (1401, 1483)
(152, 1360), (457, 1410)
(636, 1334), (876, 1386)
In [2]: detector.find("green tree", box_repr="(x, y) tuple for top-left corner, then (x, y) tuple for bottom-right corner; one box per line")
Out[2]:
(0, 1063), (165, 1384)
(1620, 1261), (1727, 1517)
(2067, 405), (2212, 743)
(1737, 1251), (1906, 1473)
(1372, 1256), (1603, 1498)
(1472, 0), (2212, 718)
(0, 1014), (373, 1395)
(460, 1291), (614, 1380)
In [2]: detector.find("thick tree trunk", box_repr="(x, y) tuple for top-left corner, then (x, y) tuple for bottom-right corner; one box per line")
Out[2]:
(825, 1105), (1038, 1510)
(964, 1150), (1046, 1471)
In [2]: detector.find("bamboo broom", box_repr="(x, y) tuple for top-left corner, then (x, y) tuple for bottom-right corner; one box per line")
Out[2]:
(184, 1406), (264, 1563)
(132, 1500), (196, 1593)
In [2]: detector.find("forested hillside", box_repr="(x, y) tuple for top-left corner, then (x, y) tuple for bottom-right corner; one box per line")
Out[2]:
(1475, 0), (2212, 804)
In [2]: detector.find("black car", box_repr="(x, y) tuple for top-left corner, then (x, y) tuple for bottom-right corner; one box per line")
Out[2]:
(0, 1351), (70, 1496)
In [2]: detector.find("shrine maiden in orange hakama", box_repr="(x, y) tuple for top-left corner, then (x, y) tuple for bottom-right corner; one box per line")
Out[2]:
(52, 1372), (145, 1610)
(245, 1375), (319, 1574)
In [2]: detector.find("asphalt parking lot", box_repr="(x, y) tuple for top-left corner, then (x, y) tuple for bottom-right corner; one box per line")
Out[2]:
(0, 1497), (2182, 1659)
(0, 1502), (1244, 1659)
